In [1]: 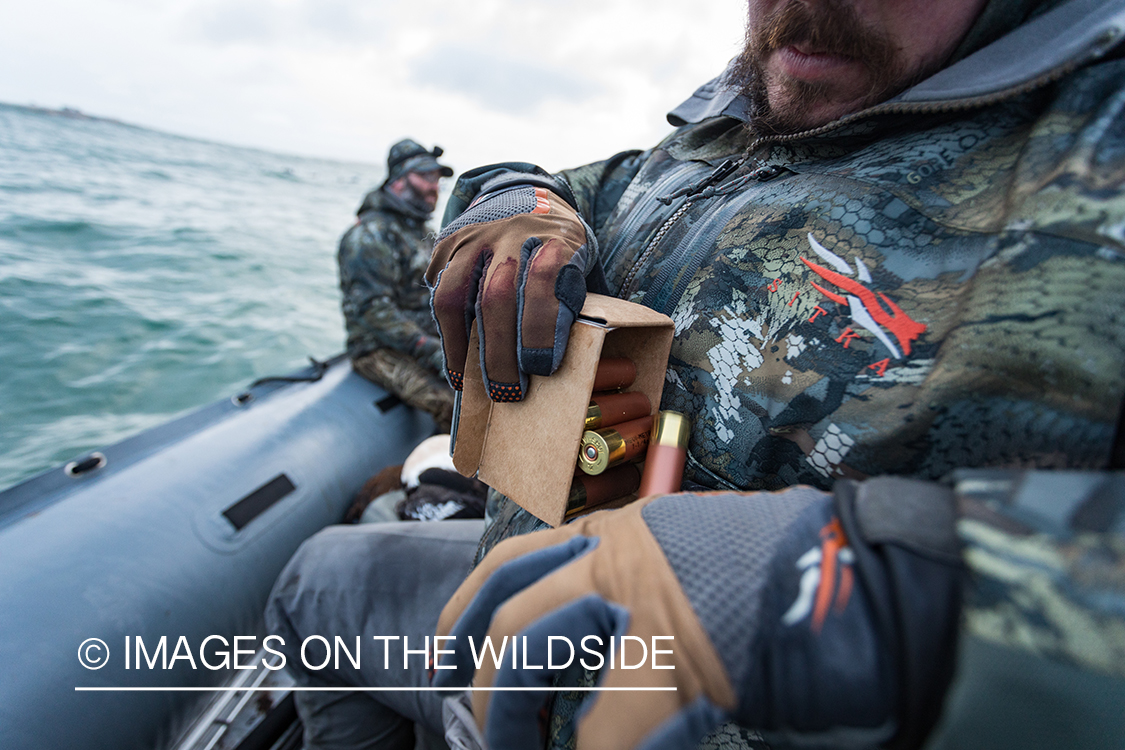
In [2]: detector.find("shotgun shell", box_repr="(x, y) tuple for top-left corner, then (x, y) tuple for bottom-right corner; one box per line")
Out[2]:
(564, 463), (642, 519)
(578, 415), (653, 475)
(592, 357), (637, 392)
(638, 411), (691, 497)
(585, 391), (651, 431)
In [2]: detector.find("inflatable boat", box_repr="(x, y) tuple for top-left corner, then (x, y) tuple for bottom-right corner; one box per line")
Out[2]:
(0, 355), (434, 749)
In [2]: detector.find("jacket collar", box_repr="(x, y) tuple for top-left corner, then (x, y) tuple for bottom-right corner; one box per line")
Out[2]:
(357, 187), (432, 222)
(668, 0), (1125, 127)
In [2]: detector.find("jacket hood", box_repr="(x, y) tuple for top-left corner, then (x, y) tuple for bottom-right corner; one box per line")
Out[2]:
(668, 0), (1125, 127)
(356, 186), (431, 222)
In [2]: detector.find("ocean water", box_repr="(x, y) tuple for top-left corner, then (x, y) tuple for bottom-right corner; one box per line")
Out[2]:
(0, 104), (388, 491)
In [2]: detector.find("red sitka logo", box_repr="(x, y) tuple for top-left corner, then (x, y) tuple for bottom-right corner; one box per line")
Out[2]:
(800, 233), (926, 359)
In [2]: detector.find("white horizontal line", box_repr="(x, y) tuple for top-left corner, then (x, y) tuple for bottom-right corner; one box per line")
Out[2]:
(75, 686), (677, 692)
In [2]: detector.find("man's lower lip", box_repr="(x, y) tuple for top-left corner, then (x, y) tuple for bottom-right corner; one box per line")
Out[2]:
(774, 45), (858, 81)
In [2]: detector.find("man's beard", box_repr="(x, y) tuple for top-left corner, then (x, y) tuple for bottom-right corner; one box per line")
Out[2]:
(731, 0), (910, 134)
(400, 181), (437, 215)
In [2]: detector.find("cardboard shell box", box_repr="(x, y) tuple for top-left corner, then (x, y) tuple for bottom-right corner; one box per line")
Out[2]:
(451, 294), (675, 527)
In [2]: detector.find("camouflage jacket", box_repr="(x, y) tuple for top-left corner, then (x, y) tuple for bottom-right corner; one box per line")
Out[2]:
(338, 187), (443, 373)
(450, 0), (1125, 532)
(446, 0), (1125, 746)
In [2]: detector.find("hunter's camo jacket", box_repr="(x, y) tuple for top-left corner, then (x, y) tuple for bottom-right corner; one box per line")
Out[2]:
(461, 58), (1125, 517)
(338, 188), (444, 372)
(449, 21), (1125, 749)
(555, 78), (1125, 495)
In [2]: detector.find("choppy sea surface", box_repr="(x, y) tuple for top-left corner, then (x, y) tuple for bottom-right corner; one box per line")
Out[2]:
(0, 103), (388, 491)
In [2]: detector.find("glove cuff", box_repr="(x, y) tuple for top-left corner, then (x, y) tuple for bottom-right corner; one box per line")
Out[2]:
(833, 478), (964, 750)
(478, 172), (581, 214)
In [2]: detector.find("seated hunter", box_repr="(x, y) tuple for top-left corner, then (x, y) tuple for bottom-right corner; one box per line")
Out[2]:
(338, 138), (456, 431)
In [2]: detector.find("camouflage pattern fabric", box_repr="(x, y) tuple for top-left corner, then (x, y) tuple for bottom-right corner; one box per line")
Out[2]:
(958, 503), (1125, 679)
(351, 348), (454, 432)
(465, 60), (1125, 533)
(584, 73), (1125, 495)
(448, 47), (1125, 750)
(921, 469), (1125, 750)
(339, 187), (451, 415)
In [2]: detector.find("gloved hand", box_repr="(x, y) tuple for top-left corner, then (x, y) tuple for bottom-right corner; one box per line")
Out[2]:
(425, 183), (596, 402)
(432, 482), (962, 750)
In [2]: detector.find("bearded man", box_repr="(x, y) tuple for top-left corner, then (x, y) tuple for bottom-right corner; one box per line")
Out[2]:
(268, 2), (1125, 749)
(339, 139), (456, 430)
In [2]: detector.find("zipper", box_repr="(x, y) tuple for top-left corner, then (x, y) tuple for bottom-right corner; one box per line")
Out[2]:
(648, 185), (762, 316)
(624, 160), (782, 302)
(655, 157), (744, 206)
(620, 198), (694, 299)
(605, 161), (713, 266)
(620, 158), (749, 298)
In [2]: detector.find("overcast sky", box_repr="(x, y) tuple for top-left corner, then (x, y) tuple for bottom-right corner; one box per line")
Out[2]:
(2, 0), (748, 173)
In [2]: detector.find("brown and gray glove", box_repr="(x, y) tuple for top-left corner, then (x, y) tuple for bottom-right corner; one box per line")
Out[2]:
(432, 482), (962, 750)
(426, 179), (596, 402)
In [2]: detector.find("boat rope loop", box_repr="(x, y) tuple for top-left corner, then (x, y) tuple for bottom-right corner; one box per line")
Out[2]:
(234, 356), (330, 405)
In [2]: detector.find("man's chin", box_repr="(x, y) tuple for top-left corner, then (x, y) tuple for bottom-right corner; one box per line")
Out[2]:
(758, 78), (878, 133)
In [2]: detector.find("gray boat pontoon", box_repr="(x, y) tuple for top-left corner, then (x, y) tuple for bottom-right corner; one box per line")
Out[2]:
(0, 355), (434, 749)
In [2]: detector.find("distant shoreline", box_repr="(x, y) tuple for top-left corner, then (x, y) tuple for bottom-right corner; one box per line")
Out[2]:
(3, 102), (129, 127)
(0, 101), (382, 168)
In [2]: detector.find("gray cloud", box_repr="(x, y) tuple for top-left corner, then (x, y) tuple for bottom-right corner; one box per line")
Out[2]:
(299, 0), (384, 45)
(187, 1), (280, 45)
(410, 46), (601, 113)
(183, 0), (386, 48)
